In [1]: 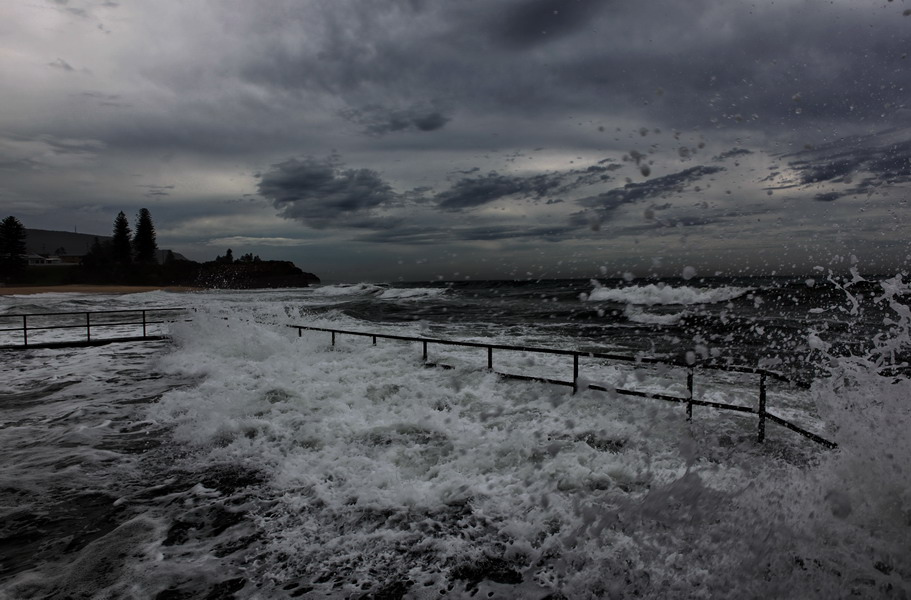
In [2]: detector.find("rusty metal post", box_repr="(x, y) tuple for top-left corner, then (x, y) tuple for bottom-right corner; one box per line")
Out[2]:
(686, 368), (694, 421)
(758, 372), (767, 443)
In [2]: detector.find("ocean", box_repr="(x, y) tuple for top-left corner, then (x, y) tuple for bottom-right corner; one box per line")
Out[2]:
(1, 274), (909, 598)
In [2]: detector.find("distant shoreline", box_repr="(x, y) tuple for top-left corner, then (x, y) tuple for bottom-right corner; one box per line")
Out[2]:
(0, 284), (203, 296)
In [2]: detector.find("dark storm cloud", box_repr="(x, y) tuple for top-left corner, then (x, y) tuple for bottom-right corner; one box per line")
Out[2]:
(354, 226), (445, 245)
(782, 128), (911, 197)
(571, 165), (724, 230)
(258, 155), (399, 229)
(493, 0), (607, 49)
(528, 2), (911, 132)
(10, 0), (911, 278)
(577, 166), (724, 209)
(341, 104), (451, 135)
(433, 163), (618, 212)
(814, 192), (840, 202)
(355, 223), (578, 245)
(435, 171), (563, 211)
(224, 1), (909, 139)
(0, 134), (105, 171)
(455, 224), (577, 242)
(138, 184), (175, 197)
(560, 165), (615, 190)
(713, 148), (752, 162)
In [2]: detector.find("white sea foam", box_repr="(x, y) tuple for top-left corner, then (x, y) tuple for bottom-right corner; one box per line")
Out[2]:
(377, 287), (447, 300)
(3, 283), (910, 598)
(623, 304), (685, 325)
(309, 282), (387, 297)
(588, 282), (751, 305)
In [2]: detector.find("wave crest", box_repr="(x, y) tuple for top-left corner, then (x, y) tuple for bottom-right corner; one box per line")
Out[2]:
(588, 283), (751, 306)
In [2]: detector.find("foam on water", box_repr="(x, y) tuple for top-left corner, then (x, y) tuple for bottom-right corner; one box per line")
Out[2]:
(309, 283), (387, 297)
(623, 305), (685, 325)
(587, 282), (751, 306)
(377, 288), (448, 301)
(3, 280), (911, 597)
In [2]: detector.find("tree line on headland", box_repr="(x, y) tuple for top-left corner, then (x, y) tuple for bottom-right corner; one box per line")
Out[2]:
(0, 211), (319, 288)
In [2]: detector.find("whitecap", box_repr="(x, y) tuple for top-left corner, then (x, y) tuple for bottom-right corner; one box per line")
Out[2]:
(588, 282), (751, 306)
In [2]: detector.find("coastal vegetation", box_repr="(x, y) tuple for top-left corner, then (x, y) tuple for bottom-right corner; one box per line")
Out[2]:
(0, 212), (319, 288)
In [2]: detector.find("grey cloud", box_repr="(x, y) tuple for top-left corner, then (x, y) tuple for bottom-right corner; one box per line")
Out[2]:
(139, 184), (175, 197)
(48, 58), (75, 71)
(341, 103), (451, 135)
(814, 192), (841, 202)
(355, 226), (447, 245)
(493, 0), (607, 49)
(713, 148), (752, 162)
(560, 165), (615, 190)
(571, 165), (724, 231)
(433, 163), (615, 212)
(224, 0), (910, 137)
(0, 134), (106, 171)
(783, 128), (911, 194)
(80, 92), (131, 108)
(455, 224), (576, 242)
(356, 223), (578, 245)
(435, 171), (562, 211)
(258, 155), (399, 228)
(578, 166), (724, 209)
(451, 167), (480, 176)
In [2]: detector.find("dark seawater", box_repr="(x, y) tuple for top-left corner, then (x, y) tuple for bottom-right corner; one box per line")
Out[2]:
(301, 276), (893, 377)
(1, 276), (909, 598)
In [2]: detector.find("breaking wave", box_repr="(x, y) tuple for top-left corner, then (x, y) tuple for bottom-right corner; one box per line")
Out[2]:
(377, 288), (448, 301)
(588, 282), (751, 306)
(309, 283), (387, 297)
(623, 305), (685, 325)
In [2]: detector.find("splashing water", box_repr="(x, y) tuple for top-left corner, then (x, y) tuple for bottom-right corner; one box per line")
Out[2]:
(2, 278), (910, 598)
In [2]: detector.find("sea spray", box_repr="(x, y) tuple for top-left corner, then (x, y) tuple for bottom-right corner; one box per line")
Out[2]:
(734, 273), (911, 597)
(3, 280), (908, 598)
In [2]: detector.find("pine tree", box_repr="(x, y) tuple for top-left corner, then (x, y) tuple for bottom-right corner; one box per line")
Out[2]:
(0, 215), (28, 281)
(112, 211), (132, 267)
(133, 208), (158, 264)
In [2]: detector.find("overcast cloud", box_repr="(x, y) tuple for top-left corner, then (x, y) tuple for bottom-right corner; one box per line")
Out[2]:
(2, 0), (910, 281)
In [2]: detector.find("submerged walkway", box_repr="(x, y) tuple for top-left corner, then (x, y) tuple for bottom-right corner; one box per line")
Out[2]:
(0, 308), (185, 350)
(291, 324), (838, 449)
(0, 308), (837, 449)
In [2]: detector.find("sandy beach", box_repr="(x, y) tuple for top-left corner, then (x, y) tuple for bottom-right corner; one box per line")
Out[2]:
(0, 285), (202, 296)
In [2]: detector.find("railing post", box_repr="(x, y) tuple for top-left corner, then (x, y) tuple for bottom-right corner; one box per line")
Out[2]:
(757, 372), (767, 443)
(686, 368), (694, 421)
(86, 312), (91, 342)
(422, 341), (428, 362)
(298, 327), (302, 337)
(572, 353), (579, 394)
(142, 310), (147, 337)
(372, 335), (377, 346)
(331, 331), (335, 346)
(22, 315), (28, 347)
(487, 346), (493, 370)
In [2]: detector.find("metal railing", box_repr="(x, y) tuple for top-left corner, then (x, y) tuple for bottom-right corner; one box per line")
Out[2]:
(0, 308), (187, 349)
(291, 324), (837, 449)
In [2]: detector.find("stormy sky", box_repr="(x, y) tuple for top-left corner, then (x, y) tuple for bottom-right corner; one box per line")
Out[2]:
(3, 0), (911, 281)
